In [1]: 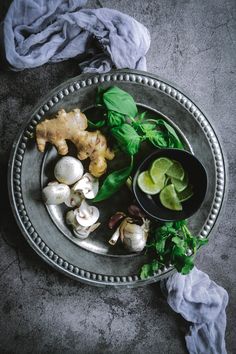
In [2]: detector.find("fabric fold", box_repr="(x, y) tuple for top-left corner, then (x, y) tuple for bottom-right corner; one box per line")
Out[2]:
(165, 267), (228, 354)
(3, 0), (150, 72)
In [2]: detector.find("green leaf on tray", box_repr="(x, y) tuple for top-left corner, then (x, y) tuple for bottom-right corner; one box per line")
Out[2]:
(88, 119), (106, 129)
(140, 259), (160, 280)
(157, 119), (184, 149)
(92, 156), (133, 203)
(102, 86), (138, 118)
(111, 123), (141, 155)
(107, 110), (126, 127)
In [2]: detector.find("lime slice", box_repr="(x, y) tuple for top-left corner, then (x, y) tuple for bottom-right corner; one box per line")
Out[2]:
(171, 172), (189, 192)
(138, 171), (165, 195)
(149, 157), (173, 183)
(166, 160), (185, 181)
(177, 185), (194, 202)
(160, 184), (183, 211)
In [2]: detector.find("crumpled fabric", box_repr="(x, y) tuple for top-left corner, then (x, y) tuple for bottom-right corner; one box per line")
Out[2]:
(3, 0), (150, 72)
(164, 267), (229, 354)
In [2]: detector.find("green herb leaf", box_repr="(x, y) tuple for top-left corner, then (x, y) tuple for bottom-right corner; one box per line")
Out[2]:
(140, 259), (160, 279)
(139, 122), (156, 134)
(157, 119), (184, 149)
(92, 156), (133, 202)
(173, 220), (186, 229)
(88, 119), (106, 129)
(155, 239), (166, 253)
(179, 256), (194, 275)
(111, 123), (141, 155)
(102, 86), (138, 118)
(107, 111), (126, 127)
(196, 237), (208, 247)
(171, 236), (184, 247)
(140, 263), (152, 279)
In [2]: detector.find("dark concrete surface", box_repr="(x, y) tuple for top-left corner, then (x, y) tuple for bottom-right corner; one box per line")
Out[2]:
(0, 0), (235, 353)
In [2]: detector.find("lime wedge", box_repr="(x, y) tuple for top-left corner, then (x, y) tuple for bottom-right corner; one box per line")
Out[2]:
(138, 171), (165, 195)
(177, 185), (194, 202)
(171, 172), (189, 192)
(166, 160), (185, 181)
(160, 184), (183, 211)
(149, 157), (173, 183)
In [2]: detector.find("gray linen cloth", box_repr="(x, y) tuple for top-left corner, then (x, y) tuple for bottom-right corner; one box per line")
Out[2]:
(3, 1), (229, 353)
(163, 267), (229, 354)
(3, 0), (150, 72)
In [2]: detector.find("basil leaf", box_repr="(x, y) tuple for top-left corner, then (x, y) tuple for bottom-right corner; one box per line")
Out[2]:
(102, 86), (138, 117)
(111, 123), (141, 155)
(148, 131), (169, 148)
(92, 156), (133, 202)
(88, 119), (106, 129)
(139, 122), (156, 134)
(157, 119), (184, 149)
(107, 111), (126, 127)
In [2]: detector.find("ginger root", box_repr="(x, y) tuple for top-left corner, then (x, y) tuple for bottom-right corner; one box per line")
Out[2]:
(36, 109), (114, 177)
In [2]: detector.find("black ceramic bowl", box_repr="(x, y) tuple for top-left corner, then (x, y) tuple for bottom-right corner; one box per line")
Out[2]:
(133, 149), (208, 222)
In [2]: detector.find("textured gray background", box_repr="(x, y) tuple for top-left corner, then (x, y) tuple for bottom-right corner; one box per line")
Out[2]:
(0, 0), (236, 353)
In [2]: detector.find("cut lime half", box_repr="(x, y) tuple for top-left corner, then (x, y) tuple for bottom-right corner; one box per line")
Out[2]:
(177, 185), (194, 202)
(166, 160), (185, 181)
(160, 184), (183, 211)
(138, 171), (165, 195)
(149, 157), (173, 183)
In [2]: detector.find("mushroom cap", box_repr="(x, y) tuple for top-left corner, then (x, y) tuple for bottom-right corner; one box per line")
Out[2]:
(54, 156), (84, 185)
(73, 173), (99, 199)
(75, 200), (100, 227)
(42, 183), (70, 205)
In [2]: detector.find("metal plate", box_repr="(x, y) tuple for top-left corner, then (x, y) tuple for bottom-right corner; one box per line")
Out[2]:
(8, 69), (226, 287)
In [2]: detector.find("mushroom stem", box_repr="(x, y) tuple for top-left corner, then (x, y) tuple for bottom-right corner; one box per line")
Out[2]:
(79, 200), (92, 219)
(109, 227), (120, 246)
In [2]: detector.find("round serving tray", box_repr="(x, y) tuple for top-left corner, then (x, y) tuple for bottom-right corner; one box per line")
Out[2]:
(8, 69), (226, 287)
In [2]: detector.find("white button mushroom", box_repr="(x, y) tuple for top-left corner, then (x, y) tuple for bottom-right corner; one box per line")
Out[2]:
(42, 182), (70, 205)
(54, 156), (84, 185)
(72, 173), (99, 199)
(75, 200), (100, 227)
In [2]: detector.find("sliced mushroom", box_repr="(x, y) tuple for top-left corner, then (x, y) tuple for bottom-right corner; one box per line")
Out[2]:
(42, 182), (70, 205)
(65, 189), (83, 207)
(66, 209), (100, 239)
(73, 173), (99, 199)
(75, 200), (100, 227)
(54, 156), (84, 185)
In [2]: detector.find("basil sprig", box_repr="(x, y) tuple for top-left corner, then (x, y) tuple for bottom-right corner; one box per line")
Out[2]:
(92, 86), (184, 203)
